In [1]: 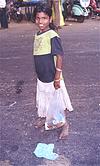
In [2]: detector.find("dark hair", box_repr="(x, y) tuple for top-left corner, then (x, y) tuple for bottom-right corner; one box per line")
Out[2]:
(34, 2), (57, 30)
(34, 2), (52, 18)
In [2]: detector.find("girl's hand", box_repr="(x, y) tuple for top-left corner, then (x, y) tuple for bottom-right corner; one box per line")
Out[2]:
(54, 80), (60, 89)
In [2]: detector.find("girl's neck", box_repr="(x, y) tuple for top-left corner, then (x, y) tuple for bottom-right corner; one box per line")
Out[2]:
(38, 28), (51, 34)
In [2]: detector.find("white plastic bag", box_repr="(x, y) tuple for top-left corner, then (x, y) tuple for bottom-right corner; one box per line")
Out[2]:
(45, 89), (66, 130)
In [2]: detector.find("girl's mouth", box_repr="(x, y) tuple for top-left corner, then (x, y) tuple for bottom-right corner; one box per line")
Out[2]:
(39, 24), (44, 27)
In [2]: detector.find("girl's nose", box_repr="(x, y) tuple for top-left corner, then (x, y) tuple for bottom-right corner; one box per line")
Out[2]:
(39, 18), (43, 23)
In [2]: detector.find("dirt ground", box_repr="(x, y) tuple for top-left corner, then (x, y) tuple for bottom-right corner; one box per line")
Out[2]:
(0, 19), (100, 166)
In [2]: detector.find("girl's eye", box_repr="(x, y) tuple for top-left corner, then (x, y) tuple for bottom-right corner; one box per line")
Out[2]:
(42, 17), (46, 19)
(40, 17), (46, 20)
(36, 17), (47, 21)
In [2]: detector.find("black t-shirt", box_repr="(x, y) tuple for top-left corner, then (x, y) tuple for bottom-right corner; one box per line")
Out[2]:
(33, 29), (64, 83)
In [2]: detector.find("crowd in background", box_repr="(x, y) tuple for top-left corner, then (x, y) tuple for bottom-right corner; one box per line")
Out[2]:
(0, 0), (100, 30)
(0, 0), (67, 30)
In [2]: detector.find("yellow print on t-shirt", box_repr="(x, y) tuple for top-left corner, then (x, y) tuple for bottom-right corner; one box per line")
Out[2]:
(34, 35), (51, 55)
(33, 30), (59, 56)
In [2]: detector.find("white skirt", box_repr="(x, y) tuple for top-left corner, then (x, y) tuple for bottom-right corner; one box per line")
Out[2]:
(36, 79), (73, 117)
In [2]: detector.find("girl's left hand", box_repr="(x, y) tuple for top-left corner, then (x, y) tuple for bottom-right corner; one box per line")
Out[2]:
(54, 80), (60, 89)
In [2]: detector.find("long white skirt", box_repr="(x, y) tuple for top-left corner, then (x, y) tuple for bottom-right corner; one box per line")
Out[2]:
(36, 79), (73, 117)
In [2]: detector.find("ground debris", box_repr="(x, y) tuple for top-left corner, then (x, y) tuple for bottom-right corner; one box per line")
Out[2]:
(9, 101), (16, 107)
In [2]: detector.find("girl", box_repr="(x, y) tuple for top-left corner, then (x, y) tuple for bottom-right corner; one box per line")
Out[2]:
(33, 3), (73, 139)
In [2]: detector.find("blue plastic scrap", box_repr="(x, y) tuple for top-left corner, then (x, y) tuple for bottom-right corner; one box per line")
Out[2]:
(33, 143), (59, 160)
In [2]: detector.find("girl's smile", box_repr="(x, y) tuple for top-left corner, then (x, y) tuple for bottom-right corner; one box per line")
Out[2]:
(35, 12), (52, 32)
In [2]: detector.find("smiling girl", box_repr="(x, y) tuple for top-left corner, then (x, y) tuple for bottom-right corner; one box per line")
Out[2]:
(33, 3), (73, 139)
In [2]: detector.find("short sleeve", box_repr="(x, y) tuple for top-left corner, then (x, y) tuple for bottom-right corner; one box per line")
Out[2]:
(51, 36), (64, 56)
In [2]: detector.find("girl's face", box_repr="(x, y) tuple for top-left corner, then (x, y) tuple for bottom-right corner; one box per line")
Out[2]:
(35, 12), (52, 32)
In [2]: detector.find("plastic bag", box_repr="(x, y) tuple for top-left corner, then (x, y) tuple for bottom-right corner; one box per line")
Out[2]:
(45, 89), (66, 130)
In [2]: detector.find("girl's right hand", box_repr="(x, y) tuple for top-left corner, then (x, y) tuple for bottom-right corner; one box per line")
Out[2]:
(54, 80), (60, 89)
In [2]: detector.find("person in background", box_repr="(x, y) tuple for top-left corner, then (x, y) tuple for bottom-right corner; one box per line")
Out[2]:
(33, 3), (73, 139)
(0, 0), (8, 29)
(48, 0), (65, 29)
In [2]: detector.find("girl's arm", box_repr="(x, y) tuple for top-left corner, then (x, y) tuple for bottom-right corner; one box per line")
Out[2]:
(54, 55), (62, 89)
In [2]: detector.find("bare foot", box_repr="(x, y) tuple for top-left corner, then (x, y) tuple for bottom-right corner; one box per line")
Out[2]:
(59, 122), (69, 140)
(40, 126), (45, 133)
(34, 117), (46, 128)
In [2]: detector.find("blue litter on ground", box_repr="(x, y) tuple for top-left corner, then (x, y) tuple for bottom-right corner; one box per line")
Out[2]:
(33, 143), (59, 160)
